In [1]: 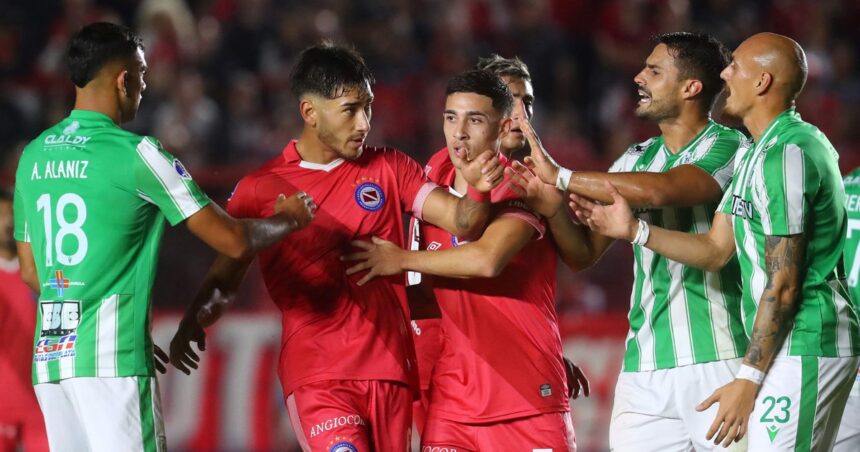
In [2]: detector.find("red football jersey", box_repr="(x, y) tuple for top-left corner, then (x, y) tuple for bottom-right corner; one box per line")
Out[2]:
(227, 141), (437, 396)
(0, 259), (43, 421)
(418, 149), (569, 423)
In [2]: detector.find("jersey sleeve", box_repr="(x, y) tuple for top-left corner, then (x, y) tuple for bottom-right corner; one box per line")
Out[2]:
(756, 141), (818, 235)
(225, 177), (260, 220)
(133, 137), (211, 226)
(390, 150), (438, 220)
(686, 131), (743, 190)
(718, 183), (735, 215)
(406, 216), (423, 286)
(492, 182), (546, 239)
(608, 144), (644, 173)
(12, 185), (29, 242)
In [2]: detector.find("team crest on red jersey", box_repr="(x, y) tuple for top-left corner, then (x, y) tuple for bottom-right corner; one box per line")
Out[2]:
(354, 179), (385, 212)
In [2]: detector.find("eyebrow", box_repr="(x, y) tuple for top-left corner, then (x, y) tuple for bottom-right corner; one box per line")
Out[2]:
(444, 109), (490, 119)
(646, 63), (660, 70)
(340, 99), (373, 108)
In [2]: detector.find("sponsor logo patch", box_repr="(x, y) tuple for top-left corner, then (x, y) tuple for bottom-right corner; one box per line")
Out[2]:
(327, 436), (359, 452)
(43, 270), (84, 297)
(427, 241), (442, 251)
(310, 415), (366, 438)
(731, 195), (754, 219)
(63, 121), (80, 135)
(354, 182), (385, 212)
(540, 383), (553, 397)
(34, 334), (77, 361)
(174, 159), (192, 179)
(40, 301), (80, 337)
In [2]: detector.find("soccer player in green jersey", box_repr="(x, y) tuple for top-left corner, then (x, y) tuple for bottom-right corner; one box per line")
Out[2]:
(12, 22), (316, 452)
(579, 33), (860, 451)
(507, 32), (748, 451)
(835, 168), (860, 451)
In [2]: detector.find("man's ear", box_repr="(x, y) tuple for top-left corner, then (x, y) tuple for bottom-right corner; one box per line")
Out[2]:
(682, 79), (704, 100)
(299, 98), (317, 127)
(117, 70), (129, 97)
(755, 72), (773, 95)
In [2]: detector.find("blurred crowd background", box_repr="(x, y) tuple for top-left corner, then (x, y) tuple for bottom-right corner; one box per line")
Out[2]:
(2, 0), (860, 315)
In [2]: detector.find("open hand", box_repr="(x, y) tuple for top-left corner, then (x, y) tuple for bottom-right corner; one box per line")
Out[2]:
(506, 160), (564, 218)
(570, 181), (637, 241)
(459, 150), (504, 192)
(169, 316), (207, 375)
(516, 101), (563, 186)
(564, 357), (591, 400)
(342, 236), (406, 285)
(274, 191), (317, 229)
(697, 378), (759, 447)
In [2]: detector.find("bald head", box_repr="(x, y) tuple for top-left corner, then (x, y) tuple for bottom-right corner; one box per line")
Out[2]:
(738, 32), (808, 102)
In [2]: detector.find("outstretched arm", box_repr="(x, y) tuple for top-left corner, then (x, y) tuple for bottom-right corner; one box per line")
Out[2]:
(185, 191), (316, 260)
(420, 150), (504, 240)
(169, 254), (254, 374)
(696, 234), (806, 446)
(514, 102), (724, 208)
(344, 216), (536, 284)
(578, 181), (736, 272)
(507, 161), (615, 271)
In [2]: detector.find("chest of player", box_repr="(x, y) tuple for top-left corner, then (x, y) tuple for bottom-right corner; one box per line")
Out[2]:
(270, 165), (407, 244)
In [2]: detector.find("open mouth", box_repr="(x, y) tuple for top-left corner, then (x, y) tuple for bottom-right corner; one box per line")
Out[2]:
(637, 89), (652, 105)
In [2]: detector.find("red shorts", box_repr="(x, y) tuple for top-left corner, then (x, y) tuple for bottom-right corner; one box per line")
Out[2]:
(411, 319), (443, 437)
(286, 379), (412, 452)
(421, 411), (576, 452)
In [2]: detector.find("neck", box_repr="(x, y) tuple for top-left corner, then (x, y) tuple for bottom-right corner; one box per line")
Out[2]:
(744, 100), (793, 142)
(73, 87), (121, 124)
(657, 110), (710, 154)
(295, 128), (342, 164)
(452, 169), (469, 194)
(500, 145), (519, 160)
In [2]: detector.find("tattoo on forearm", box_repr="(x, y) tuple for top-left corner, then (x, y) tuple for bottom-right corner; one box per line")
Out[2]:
(745, 234), (806, 369)
(455, 197), (484, 232)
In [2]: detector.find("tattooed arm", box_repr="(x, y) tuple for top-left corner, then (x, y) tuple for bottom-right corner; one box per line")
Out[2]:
(696, 234), (806, 447)
(744, 234), (806, 371)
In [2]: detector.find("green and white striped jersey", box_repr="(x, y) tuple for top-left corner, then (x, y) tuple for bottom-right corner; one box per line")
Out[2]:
(844, 168), (860, 305)
(13, 110), (210, 384)
(720, 108), (860, 357)
(612, 121), (749, 372)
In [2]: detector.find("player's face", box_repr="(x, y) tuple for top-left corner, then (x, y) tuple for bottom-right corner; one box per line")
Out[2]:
(443, 92), (507, 162)
(314, 83), (373, 160)
(720, 43), (756, 120)
(119, 47), (147, 122)
(501, 75), (534, 153)
(633, 43), (682, 121)
(0, 199), (13, 255)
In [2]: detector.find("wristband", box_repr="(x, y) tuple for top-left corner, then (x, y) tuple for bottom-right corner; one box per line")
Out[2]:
(556, 167), (573, 191)
(466, 186), (491, 203)
(736, 364), (765, 385)
(631, 218), (650, 246)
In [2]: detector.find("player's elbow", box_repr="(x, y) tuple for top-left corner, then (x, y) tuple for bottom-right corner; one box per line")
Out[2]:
(474, 252), (509, 278)
(221, 223), (253, 260)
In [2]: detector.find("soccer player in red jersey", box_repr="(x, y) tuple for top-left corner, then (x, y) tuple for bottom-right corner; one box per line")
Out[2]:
(405, 55), (589, 443)
(0, 188), (49, 452)
(169, 43), (503, 452)
(344, 69), (576, 451)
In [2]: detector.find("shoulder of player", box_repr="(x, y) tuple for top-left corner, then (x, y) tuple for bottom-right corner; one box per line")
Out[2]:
(843, 168), (860, 186)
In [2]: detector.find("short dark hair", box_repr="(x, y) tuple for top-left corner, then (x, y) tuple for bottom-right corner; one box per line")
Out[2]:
(68, 22), (144, 88)
(446, 70), (514, 116)
(476, 54), (531, 81)
(654, 32), (731, 110)
(289, 41), (375, 99)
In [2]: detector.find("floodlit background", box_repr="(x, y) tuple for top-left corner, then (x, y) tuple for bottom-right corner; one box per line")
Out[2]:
(1, 0), (859, 450)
